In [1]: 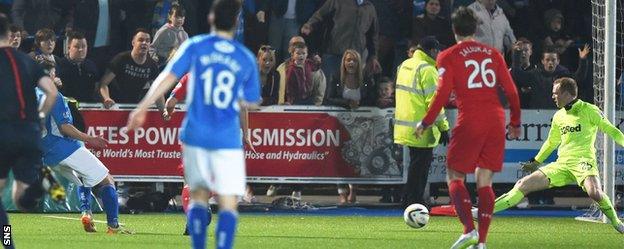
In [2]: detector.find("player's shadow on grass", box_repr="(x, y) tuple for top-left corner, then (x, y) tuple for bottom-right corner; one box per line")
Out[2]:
(384, 229), (459, 234)
(241, 235), (425, 241)
(125, 232), (184, 237)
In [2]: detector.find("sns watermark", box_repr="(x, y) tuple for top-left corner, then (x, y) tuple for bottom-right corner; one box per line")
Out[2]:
(2, 225), (10, 246)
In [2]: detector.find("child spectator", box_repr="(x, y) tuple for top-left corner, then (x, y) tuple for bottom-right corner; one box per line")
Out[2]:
(376, 77), (395, 108)
(151, 3), (189, 65)
(284, 42), (325, 105)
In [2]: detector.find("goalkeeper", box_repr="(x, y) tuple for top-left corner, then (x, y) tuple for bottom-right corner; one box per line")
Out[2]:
(488, 77), (624, 233)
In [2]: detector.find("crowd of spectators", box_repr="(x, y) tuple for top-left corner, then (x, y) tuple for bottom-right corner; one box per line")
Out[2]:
(0, 0), (598, 204)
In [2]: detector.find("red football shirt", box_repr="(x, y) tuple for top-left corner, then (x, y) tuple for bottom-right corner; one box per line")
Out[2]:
(423, 40), (521, 127)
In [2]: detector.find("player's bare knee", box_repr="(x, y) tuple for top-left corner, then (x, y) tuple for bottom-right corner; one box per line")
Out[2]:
(218, 195), (238, 211)
(105, 174), (115, 185)
(190, 188), (211, 202)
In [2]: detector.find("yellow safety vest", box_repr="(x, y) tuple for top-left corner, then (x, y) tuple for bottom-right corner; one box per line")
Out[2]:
(394, 50), (449, 148)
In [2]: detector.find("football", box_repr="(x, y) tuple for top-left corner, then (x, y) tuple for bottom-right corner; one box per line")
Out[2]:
(403, 204), (429, 229)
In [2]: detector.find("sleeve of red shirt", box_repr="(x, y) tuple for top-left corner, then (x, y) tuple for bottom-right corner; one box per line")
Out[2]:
(495, 52), (521, 127)
(171, 74), (189, 100)
(422, 53), (454, 127)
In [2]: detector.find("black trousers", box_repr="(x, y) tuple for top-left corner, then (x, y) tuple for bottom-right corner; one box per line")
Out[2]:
(0, 122), (42, 184)
(402, 147), (434, 207)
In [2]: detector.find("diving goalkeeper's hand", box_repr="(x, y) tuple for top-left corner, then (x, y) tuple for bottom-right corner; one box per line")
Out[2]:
(519, 158), (540, 173)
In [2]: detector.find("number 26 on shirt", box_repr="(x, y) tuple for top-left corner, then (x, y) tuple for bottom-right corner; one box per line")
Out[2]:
(465, 58), (496, 89)
(201, 68), (236, 109)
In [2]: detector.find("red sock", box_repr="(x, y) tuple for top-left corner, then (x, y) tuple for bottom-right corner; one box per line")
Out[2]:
(182, 185), (190, 213)
(448, 179), (474, 234)
(477, 186), (495, 243)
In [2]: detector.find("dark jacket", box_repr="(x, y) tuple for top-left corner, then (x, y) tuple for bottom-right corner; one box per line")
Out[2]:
(70, 0), (124, 51)
(305, 0), (378, 58)
(412, 14), (455, 48)
(0, 47), (46, 123)
(11, 0), (74, 34)
(57, 57), (100, 103)
(261, 0), (320, 24)
(261, 70), (280, 106)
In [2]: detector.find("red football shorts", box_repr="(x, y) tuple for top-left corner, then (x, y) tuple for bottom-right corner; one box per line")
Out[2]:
(446, 121), (506, 173)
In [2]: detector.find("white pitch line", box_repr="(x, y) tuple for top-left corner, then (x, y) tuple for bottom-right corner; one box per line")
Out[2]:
(43, 215), (125, 226)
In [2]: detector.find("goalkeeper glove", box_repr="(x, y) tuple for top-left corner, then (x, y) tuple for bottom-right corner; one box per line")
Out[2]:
(519, 158), (540, 173)
(439, 130), (450, 146)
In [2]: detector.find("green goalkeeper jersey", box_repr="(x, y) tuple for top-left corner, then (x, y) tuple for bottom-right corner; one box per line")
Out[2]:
(535, 99), (624, 163)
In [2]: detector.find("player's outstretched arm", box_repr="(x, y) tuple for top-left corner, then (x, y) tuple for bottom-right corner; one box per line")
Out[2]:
(37, 76), (58, 116)
(126, 73), (179, 130)
(589, 106), (624, 146)
(240, 101), (261, 152)
(59, 123), (108, 149)
(496, 50), (521, 129)
(534, 119), (561, 163)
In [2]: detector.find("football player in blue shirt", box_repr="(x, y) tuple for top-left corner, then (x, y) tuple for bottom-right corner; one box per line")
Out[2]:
(127, 1), (261, 248)
(36, 86), (132, 234)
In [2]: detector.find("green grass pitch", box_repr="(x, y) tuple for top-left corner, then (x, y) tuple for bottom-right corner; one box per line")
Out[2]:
(6, 213), (623, 248)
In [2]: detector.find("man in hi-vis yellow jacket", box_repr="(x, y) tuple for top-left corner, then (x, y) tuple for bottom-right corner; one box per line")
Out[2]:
(394, 36), (449, 208)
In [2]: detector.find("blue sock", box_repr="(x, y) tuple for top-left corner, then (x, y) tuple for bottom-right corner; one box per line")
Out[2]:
(215, 210), (238, 249)
(0, 200), (15, 249)
(188, 202), (209, 249)
(77, 186), (92, 213)
(98, 184), (119, 227)
(186, 206), (212, 235)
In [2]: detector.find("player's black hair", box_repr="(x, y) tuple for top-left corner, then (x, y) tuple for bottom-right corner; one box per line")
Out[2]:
(554, 77), (578, 97)
(210, 0), (241, 31)
(451, 6), (477, 37)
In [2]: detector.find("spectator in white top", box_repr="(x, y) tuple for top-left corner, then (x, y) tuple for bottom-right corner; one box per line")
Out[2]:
(467, 0), (516, 53)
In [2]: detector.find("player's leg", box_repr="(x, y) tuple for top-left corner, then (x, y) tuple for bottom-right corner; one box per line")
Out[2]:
(445, 125), (481, 249)
(447, 168), (478, 249)
(216, 195), (239, 249)
(51, 165), (92, 214)
(493, 169), (550, 213)
(59, 147), (128, 233)
(77, 186), (93, 214)
(10, 137), (48, 212)
(184, 145), (215, 249)
(188, 188), (212, 249)
(0, 133), (14, 248)
(182, 183), (191, 235)
(0, 179), (15, 249)
(52, 165), (97, 232)
(474, 167), (495, 246)
(582, 176), (624, 233)
(212, 149), (246, 249)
